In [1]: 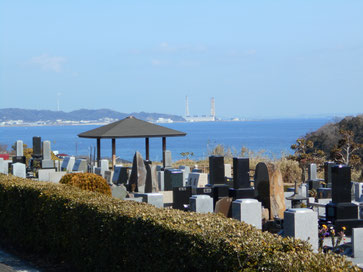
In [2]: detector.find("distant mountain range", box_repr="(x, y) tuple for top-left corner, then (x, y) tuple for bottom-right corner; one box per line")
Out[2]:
(0, 108), (185, 123)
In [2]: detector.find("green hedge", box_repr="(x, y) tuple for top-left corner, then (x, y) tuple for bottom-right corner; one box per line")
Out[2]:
(0, 174), (359, 272)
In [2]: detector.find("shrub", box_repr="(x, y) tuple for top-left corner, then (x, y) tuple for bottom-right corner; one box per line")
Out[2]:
(59, 173), (111, 196)
(0, 174), (359, 272)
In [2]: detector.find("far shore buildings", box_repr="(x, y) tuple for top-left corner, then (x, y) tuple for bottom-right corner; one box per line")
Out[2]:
(184, 96), (216, 122)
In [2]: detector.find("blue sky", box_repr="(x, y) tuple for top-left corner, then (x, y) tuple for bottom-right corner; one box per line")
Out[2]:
(1, 1), (362, 118)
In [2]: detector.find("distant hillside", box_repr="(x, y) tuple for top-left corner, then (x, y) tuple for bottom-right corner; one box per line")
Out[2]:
(304, 114), (363, 159)
(0, 108), (185, 122)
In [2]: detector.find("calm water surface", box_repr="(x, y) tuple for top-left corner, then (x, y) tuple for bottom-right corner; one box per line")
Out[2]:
(0, 118), (332, 162)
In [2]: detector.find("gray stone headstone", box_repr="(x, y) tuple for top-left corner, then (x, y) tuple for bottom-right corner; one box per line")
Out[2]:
(189, 195), (213, 213)
(12, 162), (26, 178)
(298, 183), (309, 198)
(317, 198), (331, 217)
(112, 184), (128, 200)
(1, 160), (11, 175)
(157, 171), (164, 191)
(104, 170), (113, 185)
(134, 193), (163, 208)
(164, 150), (172, 168)
(72, 159), (88, 173)
(61, 156), (75, 172)
(42, 141), (51, 160)
(124, 197), (143, 203)
(38, 169), (56, 181)
(308, 163), (318, 181)
(224, 164), (232, 178)
(284, 191), (294, 209)
(99, 159), (109, 177)
(0, 158), (5, 174)
(232, 199), (262, 229)
(352, 227), (363, 258)
(16, 140), (23, 157)
(354, 182), (363, 202)
(284, 208), (318, 252)
(41, 140), (54, 168)
(129, 151), (147, 192)
(188, 173), (208, 188)
(179, 165), (191, 185)
(145, 164), (159, 193)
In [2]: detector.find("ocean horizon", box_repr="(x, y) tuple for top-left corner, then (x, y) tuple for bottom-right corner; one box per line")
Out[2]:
(0, 118), (333, 162)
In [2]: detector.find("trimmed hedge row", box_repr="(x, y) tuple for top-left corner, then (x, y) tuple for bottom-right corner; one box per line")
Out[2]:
(0, 174), (359, 272)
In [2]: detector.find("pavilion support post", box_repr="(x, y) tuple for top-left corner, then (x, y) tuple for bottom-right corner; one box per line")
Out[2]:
(112, 138), (116, 169)
(145, 137), (150, 161)
(162, 137), (166, 168)
(97, 138), (101, 166)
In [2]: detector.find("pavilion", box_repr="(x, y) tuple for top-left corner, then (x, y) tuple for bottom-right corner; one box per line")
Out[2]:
(78, 116), (186, 168)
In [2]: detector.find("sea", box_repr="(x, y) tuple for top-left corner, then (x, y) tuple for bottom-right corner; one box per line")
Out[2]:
(0, 118), (333, 162)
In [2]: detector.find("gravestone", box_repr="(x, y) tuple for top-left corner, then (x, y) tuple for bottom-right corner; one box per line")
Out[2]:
(111, 184), (128, 200)
(317, 199), (331, 217)
(232, 199), (262, 229)
(164, 150), (172, 168)
(157, 171), (164, 191)
(104, 170), (113, 185)
(145, 164), (159, 193)
(179, 165), (191, 185)
(41, 141), (54, 168)
(208, 184), (230, 208)
(355, 182), (363, 202)
(209, 156), (225, 185)
(61, 156), (75, 172)
(12, 162), (26, 178)
(298, 183), (309, 198)
(164, 169), (183, 190)
(326, 165), (363, 235)
(99, 159), (109, 178)
(0, 158), (5, 174)
(188, 173), (208, 188)
(352, 228), (363, 258)
(72, 159), (88, 173)
(191, 187), (213, 197)
(308, 163), (318, 181)
(324, 162), (336, 188)
(134, 193), (163, 208)
(254, 162), (286, 220)
(112, 166), (129, 185)
(284, 208), (318, 252)
(129, 151), (147, 192)
(172, 186), (192, 210)
(12, 140), (26, 164)
(233, 157), (250, 189)
(224, 164), (232, 178)
(189, 195), (213, 213)
(215, 197), (232, 217)
(1, 160), (11, 175)
(16, 140), (23, 157)
(38, 169), (56, 181)
(32, 136), (42, 158)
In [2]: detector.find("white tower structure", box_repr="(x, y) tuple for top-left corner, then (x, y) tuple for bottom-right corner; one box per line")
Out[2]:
(210, 97), (215, 121)
(185, 96), (190, 117)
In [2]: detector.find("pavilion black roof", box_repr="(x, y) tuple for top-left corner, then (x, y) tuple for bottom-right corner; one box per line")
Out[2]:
(78, 116), (186, 139)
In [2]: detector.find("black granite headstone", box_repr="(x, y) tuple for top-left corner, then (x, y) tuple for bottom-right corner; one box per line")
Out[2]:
(164, 169), (183, 190)
(326, 202), (358, 221)
(192, 187), (213, 196)
(233, 157), (250, 189)
(209, 156), (225, 185)
(331, 165), (351, 203)
(172, 186), (192, 210)
(229, 187), (255, 200)
(208, 184), (229, 206)
(334, 219), (363, 236)
(317, 188), (332, 199)
(32, 136), (42, 158)
(12, 156), (26, 164)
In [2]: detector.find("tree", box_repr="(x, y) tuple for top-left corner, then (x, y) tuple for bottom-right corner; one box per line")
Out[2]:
(289, 138), (325, 182)
(330, 129), (362, 167)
